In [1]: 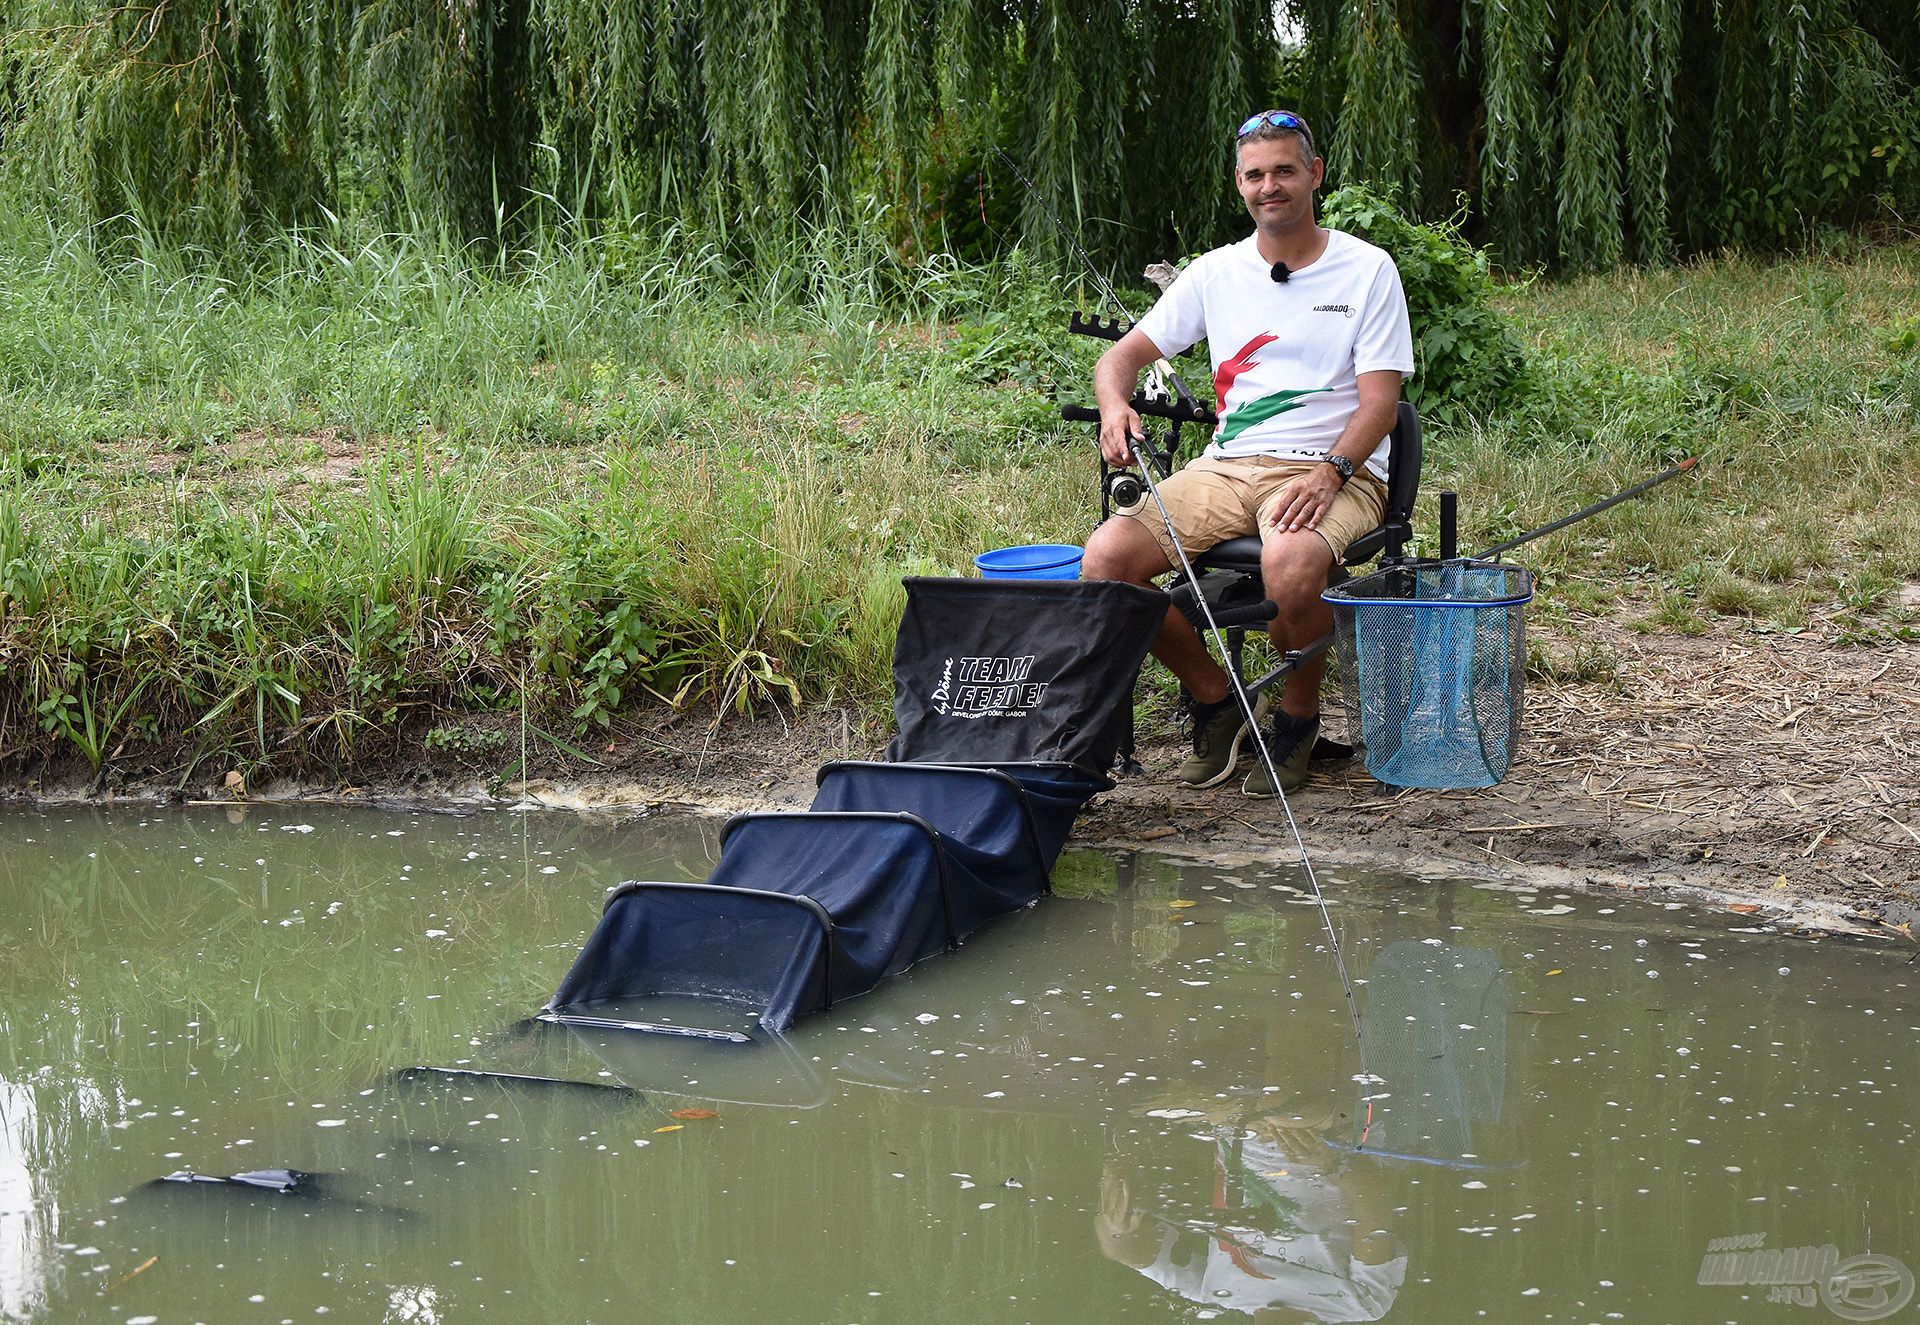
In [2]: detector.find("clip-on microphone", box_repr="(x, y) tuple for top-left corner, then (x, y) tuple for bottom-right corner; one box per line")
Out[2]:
(1270, 261), (1291, 284)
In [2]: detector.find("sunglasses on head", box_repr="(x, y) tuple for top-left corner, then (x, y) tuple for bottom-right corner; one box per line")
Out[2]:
(1236, 110), (1311, 139)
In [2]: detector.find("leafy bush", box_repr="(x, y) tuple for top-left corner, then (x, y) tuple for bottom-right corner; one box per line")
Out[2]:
(942, 251), (1096, 391)
(1322, 185), (1527, 426)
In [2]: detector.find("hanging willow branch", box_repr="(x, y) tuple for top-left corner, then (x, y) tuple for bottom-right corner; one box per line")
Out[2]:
(1624, 0), (1680, 264)
(1335, 0), (1423, 205)
(0, 0), (1913, 269)
(1554, 0), (1628, 269)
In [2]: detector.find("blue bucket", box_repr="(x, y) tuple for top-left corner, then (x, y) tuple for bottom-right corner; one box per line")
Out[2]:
(974, 543), (1084, 580)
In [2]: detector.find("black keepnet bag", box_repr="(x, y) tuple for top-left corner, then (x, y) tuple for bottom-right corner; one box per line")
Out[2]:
(543, 575), (1162, 1040)
(885, 577), (1169, 777)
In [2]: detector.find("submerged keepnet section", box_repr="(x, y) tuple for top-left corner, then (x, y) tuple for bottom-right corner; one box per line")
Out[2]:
(548, 578), (1168, 1033)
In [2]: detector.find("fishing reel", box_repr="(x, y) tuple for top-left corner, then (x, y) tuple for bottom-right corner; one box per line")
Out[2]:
(1105, 469), (1147, 515)
(1102, 432), (1173, 519)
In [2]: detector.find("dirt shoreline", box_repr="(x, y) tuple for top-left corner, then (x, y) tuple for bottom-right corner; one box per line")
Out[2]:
(9, 615), (1916, 944)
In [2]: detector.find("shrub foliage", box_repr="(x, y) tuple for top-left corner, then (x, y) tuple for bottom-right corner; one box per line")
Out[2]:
(1322, 185), (1526, 425)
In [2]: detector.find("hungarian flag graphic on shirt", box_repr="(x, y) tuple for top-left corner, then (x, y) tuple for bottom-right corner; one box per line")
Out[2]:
(1213, 332), (1330, 446)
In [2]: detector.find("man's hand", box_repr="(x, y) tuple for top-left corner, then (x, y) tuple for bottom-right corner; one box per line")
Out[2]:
(1265, 463), (1346, 533)
(1094, 328), (1168, 473)
(1099, 406), (1145, 468)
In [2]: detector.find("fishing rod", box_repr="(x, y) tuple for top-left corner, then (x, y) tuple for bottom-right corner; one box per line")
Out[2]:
(994, 143), (1378, 1141)
(1474, 457), (1698, 560)
(1107, 455), (1704, 700)
(1123, 447), (1371, 1123)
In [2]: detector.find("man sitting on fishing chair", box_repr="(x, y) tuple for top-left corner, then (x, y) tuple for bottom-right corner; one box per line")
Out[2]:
(1081, 110), (1414, 796)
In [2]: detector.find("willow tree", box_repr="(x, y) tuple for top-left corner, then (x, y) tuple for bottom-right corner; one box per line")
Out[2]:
(1294, 0), (1918, 268)
(0, 0), (1913, 269)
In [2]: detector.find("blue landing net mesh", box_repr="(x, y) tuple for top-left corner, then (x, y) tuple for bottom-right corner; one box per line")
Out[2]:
(1324, 560), (1533, 790)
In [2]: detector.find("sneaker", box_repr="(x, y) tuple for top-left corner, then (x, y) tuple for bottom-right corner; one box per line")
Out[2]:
(1243, 713), (1320, 798)
(1176, 697), (1249, 788)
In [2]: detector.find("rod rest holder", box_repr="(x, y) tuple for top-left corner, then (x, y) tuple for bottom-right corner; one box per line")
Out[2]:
(1169, 570), (1265, 634)
(1061, 399), (1219, 427)
(1068, 311), (1132, 341)
(1210, 600), (1279, 631)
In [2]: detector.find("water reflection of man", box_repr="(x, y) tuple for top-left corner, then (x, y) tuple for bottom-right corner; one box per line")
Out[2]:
(1094, 1003), (1406, 1323)
(1095, 1114), (1404, 1323)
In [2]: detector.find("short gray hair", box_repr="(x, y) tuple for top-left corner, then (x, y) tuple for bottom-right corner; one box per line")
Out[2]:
(1235, 120), (1318, 171)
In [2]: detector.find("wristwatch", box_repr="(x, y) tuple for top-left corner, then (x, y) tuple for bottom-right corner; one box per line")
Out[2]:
(1321, 454), (1355, 484)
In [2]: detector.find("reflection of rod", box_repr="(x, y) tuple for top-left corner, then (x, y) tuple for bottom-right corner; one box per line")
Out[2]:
(1322, 1139), (1526, 1171)
(396, 1065), (639, 1093)
(1125, 446), (1371, 1137)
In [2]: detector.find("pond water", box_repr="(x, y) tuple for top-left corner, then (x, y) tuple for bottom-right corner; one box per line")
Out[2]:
(1, 804), (1914, 1324)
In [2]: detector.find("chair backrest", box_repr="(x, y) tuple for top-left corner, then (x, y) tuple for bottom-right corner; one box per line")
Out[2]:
(1381, 400), (1423, 559)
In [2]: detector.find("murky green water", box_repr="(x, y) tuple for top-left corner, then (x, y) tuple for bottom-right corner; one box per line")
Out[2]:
(1, 804), (1914, 1324)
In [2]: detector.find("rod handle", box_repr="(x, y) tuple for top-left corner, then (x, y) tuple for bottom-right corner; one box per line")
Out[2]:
(1213, 599), (1280, 631)
(1439, 490), (1458, 560)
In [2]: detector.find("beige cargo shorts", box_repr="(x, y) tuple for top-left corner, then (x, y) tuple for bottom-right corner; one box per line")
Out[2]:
(1118, 455), (1387, 567)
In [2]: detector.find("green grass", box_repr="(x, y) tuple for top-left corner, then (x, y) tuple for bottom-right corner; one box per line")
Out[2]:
(3, 202), (1918, 783)
(0, 205), (1101, 778)
(1429, 240), (1920, 637)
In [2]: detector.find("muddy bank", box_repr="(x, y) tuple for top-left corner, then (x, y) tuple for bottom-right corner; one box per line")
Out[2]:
(9, 615), (1917, 944)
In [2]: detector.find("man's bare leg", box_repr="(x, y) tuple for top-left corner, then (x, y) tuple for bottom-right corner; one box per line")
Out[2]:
(1081, 518), (1233, 707)
(1260, 528), (1337, 720)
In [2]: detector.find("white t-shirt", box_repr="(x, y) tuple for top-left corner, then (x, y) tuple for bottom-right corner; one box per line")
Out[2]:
(1134, 230), (1415, 480)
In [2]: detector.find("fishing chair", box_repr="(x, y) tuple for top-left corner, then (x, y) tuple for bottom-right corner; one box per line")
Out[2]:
(1061, 312), (1423, 772)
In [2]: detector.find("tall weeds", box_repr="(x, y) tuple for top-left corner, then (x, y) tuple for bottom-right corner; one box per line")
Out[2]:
(2, 198), (1916, 784)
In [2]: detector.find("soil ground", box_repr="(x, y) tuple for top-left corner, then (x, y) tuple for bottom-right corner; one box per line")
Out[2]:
(11, 611), (1917, 945)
